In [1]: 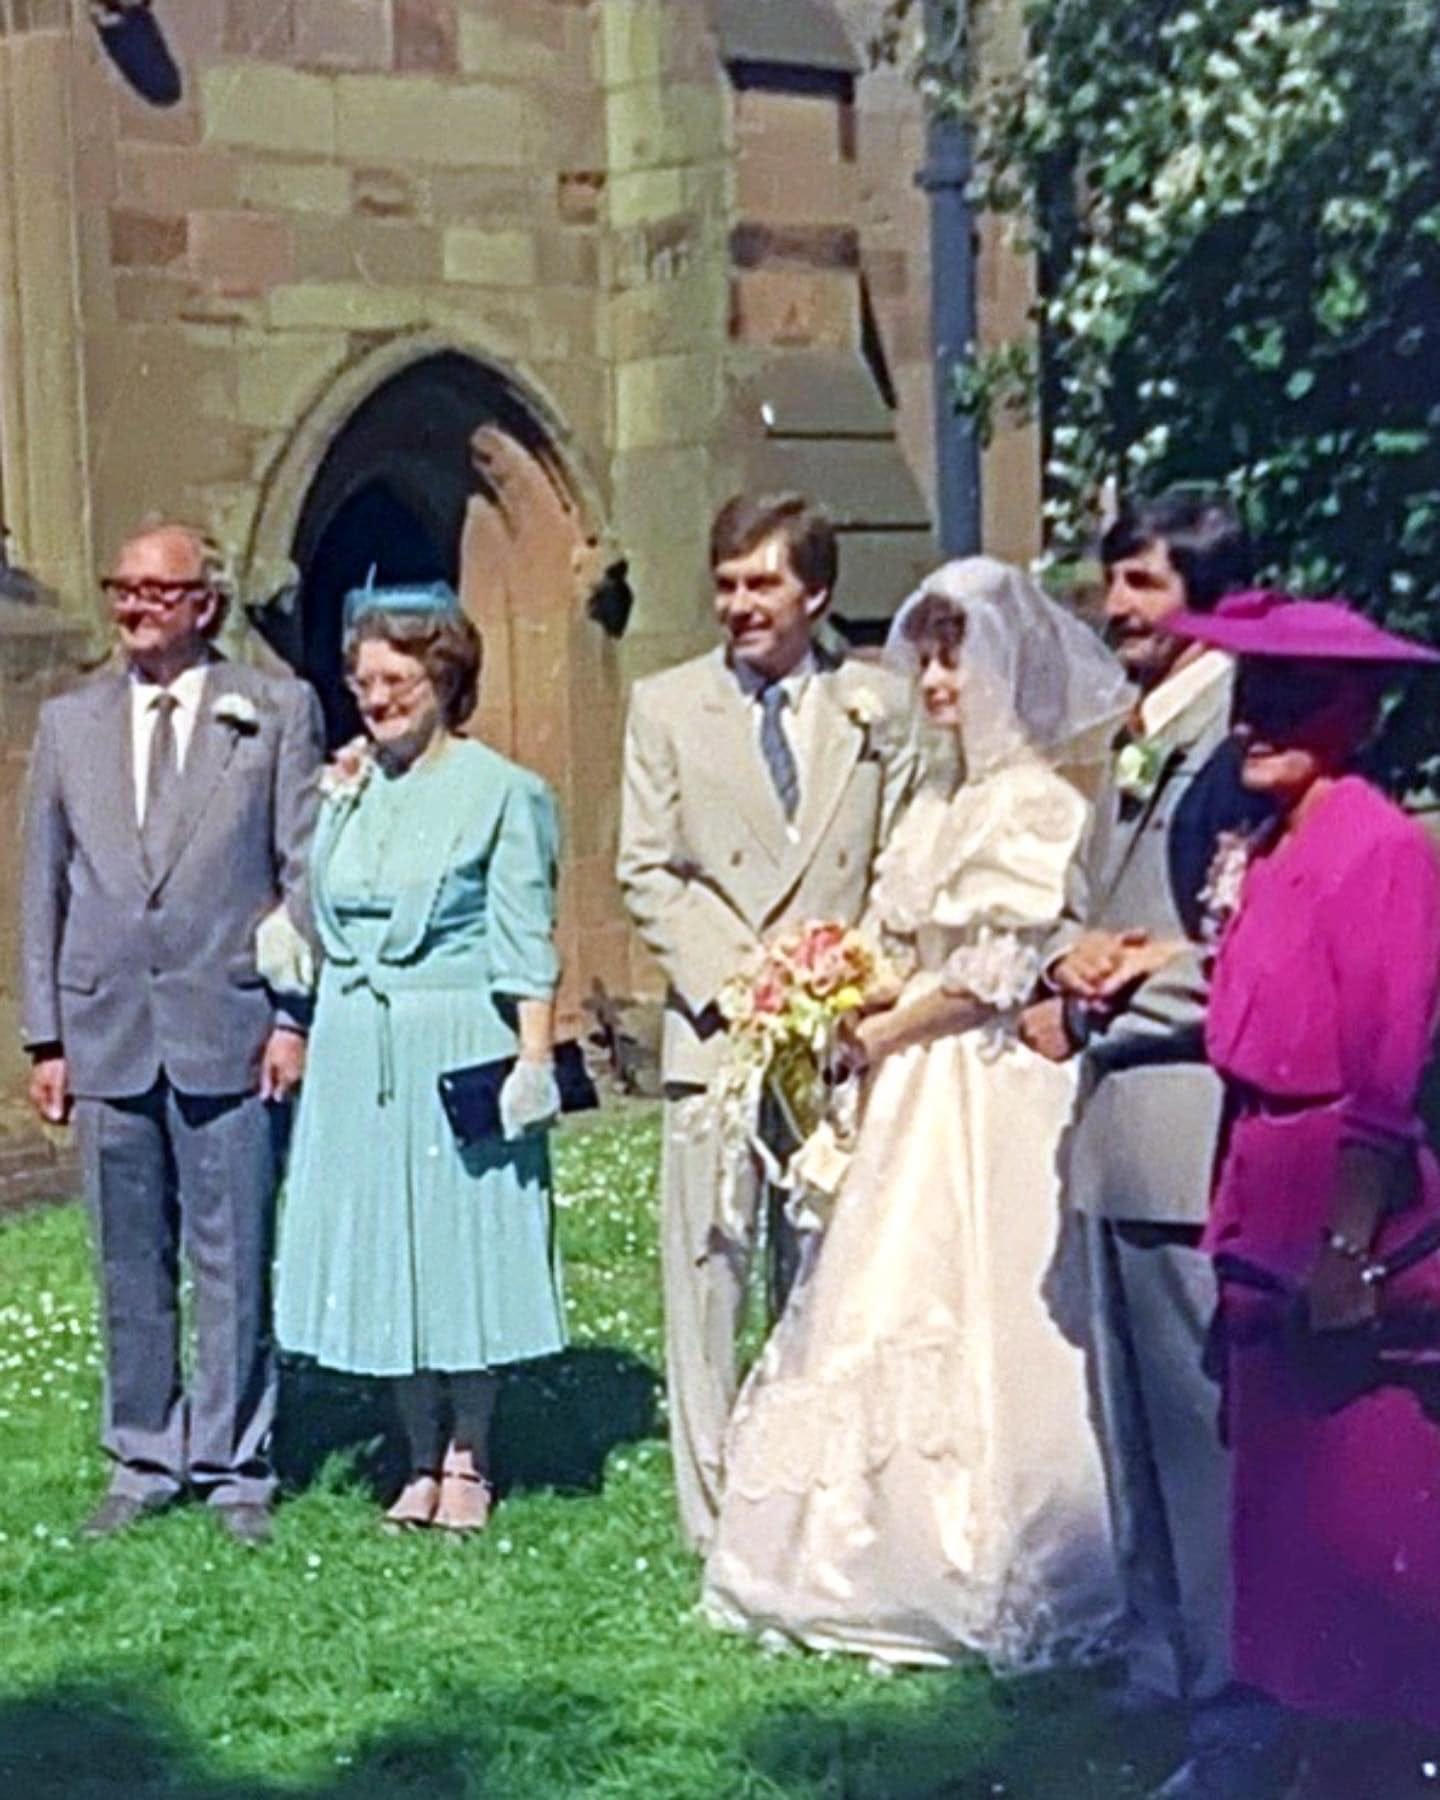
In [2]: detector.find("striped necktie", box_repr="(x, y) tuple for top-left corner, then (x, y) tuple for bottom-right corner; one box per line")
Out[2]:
(759, 682), (800, 820)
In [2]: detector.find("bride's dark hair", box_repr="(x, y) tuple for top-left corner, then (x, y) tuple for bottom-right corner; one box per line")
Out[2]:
(899, 592), (967, 659)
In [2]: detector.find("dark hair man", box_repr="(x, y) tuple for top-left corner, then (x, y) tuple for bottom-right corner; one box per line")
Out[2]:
(1022, 490), (1286, 1800)
(616, 493), (919, 1552)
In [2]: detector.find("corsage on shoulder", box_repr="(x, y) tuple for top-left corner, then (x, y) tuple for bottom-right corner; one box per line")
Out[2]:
(321, 736), (375, 801)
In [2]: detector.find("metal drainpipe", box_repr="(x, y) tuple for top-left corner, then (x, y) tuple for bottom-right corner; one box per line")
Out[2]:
(918, 0), (983, 556)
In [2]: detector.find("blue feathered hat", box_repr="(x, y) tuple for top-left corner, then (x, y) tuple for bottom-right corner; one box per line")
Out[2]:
(341, 569), (462, 636)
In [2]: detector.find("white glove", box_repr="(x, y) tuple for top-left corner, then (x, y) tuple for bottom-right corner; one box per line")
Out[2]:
(255, 905), (317, 998)
(499, 1057), (561, 1141)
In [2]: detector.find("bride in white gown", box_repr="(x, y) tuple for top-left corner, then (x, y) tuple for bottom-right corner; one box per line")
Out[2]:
(703, 557), (1131, 1670)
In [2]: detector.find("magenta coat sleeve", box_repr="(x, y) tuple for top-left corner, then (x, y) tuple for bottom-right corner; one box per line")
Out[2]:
(1325, 823), (1440, 1151)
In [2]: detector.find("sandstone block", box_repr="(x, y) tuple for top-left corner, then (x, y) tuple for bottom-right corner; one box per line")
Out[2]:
(861, 247), (909, 301)
(607, 168), (685, 231)
(428, 294), (531, 363)
(176, 289), (269, 330)
(162, 0), (228, 61)
(294, 217), (443, 285)
(526, 289), (599, 361)
(736, 143), (855, 225)
(189, 211), (295, 297)
(117, 144), (240, 214)
(599, 0), (663, 84)
(201, 65), (336, 158)
(442, 226), (537, 287)
(600, 0), (716, 85)
(614, 353), (723, 452)
(113, 270), (194, 323)
(352, 165), (424, 219)
(109, 208), (188, 270)
(557, 170), (605, 227)
(735, 86), (846, 164)
(224, 0), (295, 57)
(729, 269), (859, 352)
(395, 0), (459, 73)
(334, 74), (533, 168)
(266, 280), (434, 330)
(534, 229), (599, 290)
(294, 0), (393, 71)
(426, 170), (540, 224)
(730, 222), (860, 273)
(237, 160), (352, 215)
(116, 87), (204, 149)
(605, 270), (727, 361)
(527, 358), (611, 456)
(234, 335), (351, 427)
(612, 215), (719, 291)
(457, 0), (585, 84)
(605, 79), (728, 175)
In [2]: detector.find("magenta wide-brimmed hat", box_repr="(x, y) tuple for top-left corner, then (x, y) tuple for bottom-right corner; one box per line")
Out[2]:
(1162, 589), (1440, 664)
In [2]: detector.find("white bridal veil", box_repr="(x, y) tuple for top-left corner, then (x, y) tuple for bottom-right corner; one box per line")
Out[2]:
(885, 557), (1132, 778)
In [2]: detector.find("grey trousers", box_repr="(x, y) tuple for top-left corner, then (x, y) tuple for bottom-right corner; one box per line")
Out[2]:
(77, 1080), (280, 1508)
(1084, 1214), (1232, 1704)
(662, 1085), (801, 1554)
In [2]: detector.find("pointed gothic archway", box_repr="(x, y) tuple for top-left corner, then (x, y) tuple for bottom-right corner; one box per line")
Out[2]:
(246, 345), (628, 1029)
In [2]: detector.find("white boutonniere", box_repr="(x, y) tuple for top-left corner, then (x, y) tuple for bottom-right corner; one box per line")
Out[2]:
(213, 693), (260, 735)
(1114, 736), (1166, 803)
(844, 685), (883, 729)
(1199, 829), (1256, 942)
(321, 735), (374, 802)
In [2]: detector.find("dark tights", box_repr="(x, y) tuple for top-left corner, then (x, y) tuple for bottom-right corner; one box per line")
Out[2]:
(393, 1371), (499, 1476)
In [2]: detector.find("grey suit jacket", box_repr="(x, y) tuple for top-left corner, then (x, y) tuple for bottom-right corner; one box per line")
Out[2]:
(617, 647), (919, 1087)
(21, 657), (324, 1100)
(1062, 667), (1270, 1224)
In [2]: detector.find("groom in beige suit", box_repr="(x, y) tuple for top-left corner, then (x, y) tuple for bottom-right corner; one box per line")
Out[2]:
(618, 493), (918, 1550)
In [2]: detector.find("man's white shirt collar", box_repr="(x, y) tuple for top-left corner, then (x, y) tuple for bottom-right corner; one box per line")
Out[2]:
(131, 661), (210, 712)
(130, 663), (212, 819)
(732, 651), (818, 705)
(1138, 648), (1230, 740)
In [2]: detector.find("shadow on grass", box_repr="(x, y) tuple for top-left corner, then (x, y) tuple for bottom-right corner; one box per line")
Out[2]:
(740, 1666), (1182, 1800)
(0, 1680), (613, 1799)
(274, 1345), (662, 1502)
(0, 1668), (1182, 1800)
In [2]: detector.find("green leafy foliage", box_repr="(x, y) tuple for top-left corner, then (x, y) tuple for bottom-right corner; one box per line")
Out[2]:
(949, 0), (1440, 769)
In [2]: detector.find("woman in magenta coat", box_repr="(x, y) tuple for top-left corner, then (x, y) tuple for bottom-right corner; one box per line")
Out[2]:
(1164, 591), (1440, 1793)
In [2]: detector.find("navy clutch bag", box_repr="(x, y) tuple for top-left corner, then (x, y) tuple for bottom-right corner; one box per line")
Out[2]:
(437, 1041), (599, 1147)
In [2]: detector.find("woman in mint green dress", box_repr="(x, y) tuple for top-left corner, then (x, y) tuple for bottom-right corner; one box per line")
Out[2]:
(276, 583), (566, 1534)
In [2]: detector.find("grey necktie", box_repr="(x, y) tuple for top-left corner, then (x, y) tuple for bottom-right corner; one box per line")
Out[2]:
(142, 692), (180, 869)
(759, 682), (800, 820)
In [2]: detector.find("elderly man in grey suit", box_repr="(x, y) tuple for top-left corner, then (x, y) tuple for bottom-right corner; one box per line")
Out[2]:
(22, 522), (323, 1546)
(618, 493), (918, 1552)
(1022, 493), (1282, 1800)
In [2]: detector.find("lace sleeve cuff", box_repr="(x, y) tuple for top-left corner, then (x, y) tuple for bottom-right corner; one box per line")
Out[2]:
(941, 928), (1044, 1009)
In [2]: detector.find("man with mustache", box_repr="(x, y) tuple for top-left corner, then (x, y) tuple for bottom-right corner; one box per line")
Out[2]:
(617, 493), (918, 1552)
(1022, 492), (1281, 1800)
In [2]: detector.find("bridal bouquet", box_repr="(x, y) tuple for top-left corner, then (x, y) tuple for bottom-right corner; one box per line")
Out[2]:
(711, 922), (904, 1231)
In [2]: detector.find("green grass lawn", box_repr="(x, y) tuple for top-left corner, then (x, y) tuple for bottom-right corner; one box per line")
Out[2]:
(0, 1107), (1177, 1799)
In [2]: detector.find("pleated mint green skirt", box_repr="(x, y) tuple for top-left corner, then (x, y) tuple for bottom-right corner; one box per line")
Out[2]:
(276, 968), (567, 1377)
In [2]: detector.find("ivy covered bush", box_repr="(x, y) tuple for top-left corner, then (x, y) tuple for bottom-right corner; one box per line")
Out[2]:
(923, 0), (1440, 763)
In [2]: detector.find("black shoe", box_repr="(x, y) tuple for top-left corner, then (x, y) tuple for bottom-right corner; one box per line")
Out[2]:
(214, 1503), (273, 1548)
(80, 1492), (174, 1540)
(1149, 1745), (1298, 1800)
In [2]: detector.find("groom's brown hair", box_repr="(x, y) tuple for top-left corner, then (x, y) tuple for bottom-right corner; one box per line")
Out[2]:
(709, 492), (838, 598)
